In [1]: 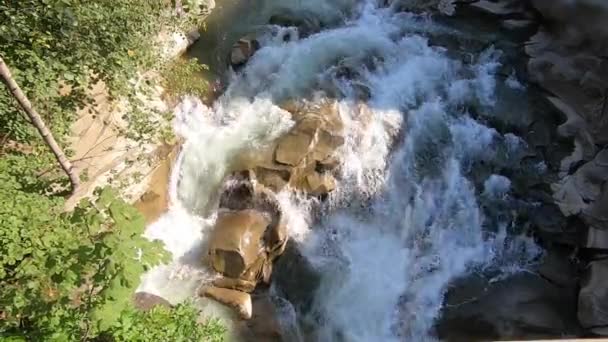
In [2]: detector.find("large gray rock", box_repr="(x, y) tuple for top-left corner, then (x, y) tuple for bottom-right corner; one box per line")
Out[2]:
(272, 241), (321, 315)
(438, 273), (581, 340)
(578, 259), (608, 334)
(553, 149), (608, 218)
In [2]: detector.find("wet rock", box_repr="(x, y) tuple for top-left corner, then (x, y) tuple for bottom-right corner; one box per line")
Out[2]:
(438, 273), (581, 340)
(272, 241), (321, 315)
(311, 129), (345, 162)
(305, 172), (337, 196)
(237, 295), (284, 342)
(218, 172), (255, 211)
(230, 36), (260, 69)
(200, 286), (253, 320)
(232, 99), (345, 197)
(133, 292), (172, 311)
(582, 226), (608, 250)
(208, 210), (270, 278)
(552, 148), (608, 218)
(275, 132), (314, 166)
(254, 167), (291, 192)
(538, 247), (579, 288)
(581, 181), (608, 233)
(578, 259), (608, 333)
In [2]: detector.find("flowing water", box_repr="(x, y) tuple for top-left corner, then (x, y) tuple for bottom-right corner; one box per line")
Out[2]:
(139, 1), (543, 340)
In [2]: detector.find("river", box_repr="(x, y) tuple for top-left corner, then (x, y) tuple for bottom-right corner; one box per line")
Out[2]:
(138, 1), (546, 340)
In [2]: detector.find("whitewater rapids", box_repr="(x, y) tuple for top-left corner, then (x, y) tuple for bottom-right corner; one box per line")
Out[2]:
(138, 1), (541, 341)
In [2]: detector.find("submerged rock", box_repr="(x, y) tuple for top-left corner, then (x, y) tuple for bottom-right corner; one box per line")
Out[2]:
(269, 8), (322, 37)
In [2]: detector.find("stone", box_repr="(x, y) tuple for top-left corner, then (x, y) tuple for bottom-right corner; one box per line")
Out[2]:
(230, 37), (260, 68)
(212, 277), (257, 293)
(578, 259), (608, 332)
(218, 172), (255, 211)
(236, 295), (287, 342)
(553, 148), (608, 217)
(274, 132), (313, 166)
(254, 167), (291, 192)
(305, 172), (337, 196)
(133, 292), (172, 311)
(311, 129), (345, 162)
(438, 273), (581, 340)
(582, 226), (608, 250)
(272, 241), (321, 315)
(208, 210), (270, 278)
(186, 29), (201, 45)
(582, 181), (608, 233)
(200, 286), (253, 320)
(538, 247), (579, 288)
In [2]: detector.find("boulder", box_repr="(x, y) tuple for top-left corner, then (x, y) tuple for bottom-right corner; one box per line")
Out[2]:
(311, 129), (345, 162)
(218, 172), (255, 211)
(133, 292), (172, 311)
(582, 226), (608, 250)
(200, 286), (253, 320)
(438, 273), (581, 340)
(305, 172), (337, 196)
(237, 295), (290, 342)
(254, 167), (291, 192)
(538, 247), (579, 288)
(208, 210), (270, 278)
(582, 181), (608, 234)
(272, 241), (321, 315)
(230, 37), (260, 69)
(232, 99), (345, 197)
(274, 132), (314, 166)
(553, 148), (608, 218)
(578, 259), (608, 333)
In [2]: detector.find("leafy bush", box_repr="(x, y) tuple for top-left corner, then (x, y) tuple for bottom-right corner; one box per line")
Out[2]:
(0, 154), (225, 340)
(0, 1), (224, 340)
(110, 303), (227, 342)
(0, 0), (166, 141)
(0, 158), (169, 340)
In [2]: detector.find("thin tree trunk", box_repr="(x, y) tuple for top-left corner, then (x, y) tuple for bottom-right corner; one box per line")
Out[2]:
(0, 56), (79, 193)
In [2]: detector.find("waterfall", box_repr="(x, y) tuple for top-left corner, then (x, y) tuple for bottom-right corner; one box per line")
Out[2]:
(138, 1), (540, 340)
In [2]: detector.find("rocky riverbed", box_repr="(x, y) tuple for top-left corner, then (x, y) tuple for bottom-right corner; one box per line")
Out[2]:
(134, 0), (608, 340)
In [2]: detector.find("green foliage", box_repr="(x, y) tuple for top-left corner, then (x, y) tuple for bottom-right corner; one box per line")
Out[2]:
(0, 1), (224, 340)
(0, 156), (169, 340)
(0, 0), (166, 142)
(162, 58), (210, 102)
(110, 303), (227, 342)
(0, 150), (226, 340)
